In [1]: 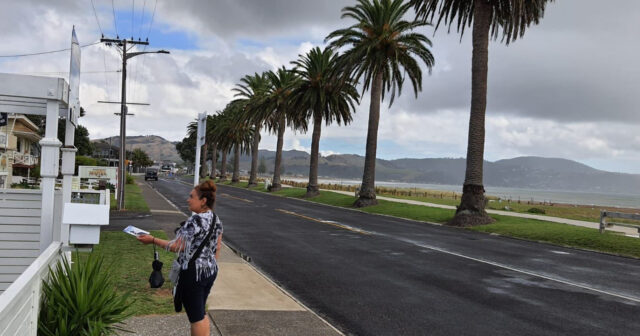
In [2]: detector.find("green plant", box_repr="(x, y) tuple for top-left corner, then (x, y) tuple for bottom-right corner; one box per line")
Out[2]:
(125, 173), (135, 184)
(38, 252), (132, 335)
(527, 207), (546, 214)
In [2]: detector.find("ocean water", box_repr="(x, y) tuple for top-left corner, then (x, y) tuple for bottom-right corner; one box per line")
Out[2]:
(284, 177), (640, 209)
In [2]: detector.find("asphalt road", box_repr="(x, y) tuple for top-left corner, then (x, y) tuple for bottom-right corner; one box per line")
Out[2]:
(148, 177), (640, 336)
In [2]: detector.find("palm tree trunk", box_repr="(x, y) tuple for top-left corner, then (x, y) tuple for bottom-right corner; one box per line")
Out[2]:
(200, 143), (208, 178)
(248, 124), (261, 187)
(219, 150), (228, 181)
(305, 112), (323, 197)
(231, 145), (240, 183)
(270, 117), (286, 192)
(210, 142), (217, 178)
(450, 0), (494, 227)
(354, 71), (383, 207)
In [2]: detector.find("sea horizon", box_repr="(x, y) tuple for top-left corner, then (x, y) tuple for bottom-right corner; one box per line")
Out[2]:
(282, 176), (640, 209)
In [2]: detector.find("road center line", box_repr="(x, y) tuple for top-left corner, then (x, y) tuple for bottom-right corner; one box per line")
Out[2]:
(220, 193), (253, 203)
(276, 209), (370, 235)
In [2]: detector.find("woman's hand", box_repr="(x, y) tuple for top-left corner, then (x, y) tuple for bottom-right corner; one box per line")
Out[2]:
(136, 234), (154, 245)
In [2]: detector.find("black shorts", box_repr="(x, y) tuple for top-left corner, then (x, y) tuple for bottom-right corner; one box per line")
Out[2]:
(180, 266), (217, 323)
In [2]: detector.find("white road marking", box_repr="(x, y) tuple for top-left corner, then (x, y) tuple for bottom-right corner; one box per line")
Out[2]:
(550, 250), (571, 255)
(387, 234), (640, 303)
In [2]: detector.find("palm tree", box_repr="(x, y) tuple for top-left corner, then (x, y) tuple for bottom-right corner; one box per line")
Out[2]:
(290, 47), (360, 197)
(233, 73), (271, 187)
(411, 0), (554, 226)
(206, 114), (221, 178)
(262, 67), (306, 191)
(213, 102), (254, 184)
(326, 0), (435, 208)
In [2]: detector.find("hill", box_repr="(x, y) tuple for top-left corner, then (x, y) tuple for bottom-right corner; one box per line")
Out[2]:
(92, 135), (181, 163)
(233, 151), (640, 194)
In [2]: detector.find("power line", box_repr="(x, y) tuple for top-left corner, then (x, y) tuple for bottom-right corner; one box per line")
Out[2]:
(131, 0), (135, 38)
(138, 0), (147, 38)
(112, 0), (119, 37)
(89, 0), (113, 101)
(90, 0), (103, 35)
(0, 41), (101, 58)
(133, 0), (158, 102)
(146, 0), (157, 41)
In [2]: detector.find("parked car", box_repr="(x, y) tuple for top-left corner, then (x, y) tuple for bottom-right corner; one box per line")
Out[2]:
(145, 168), (158, 181)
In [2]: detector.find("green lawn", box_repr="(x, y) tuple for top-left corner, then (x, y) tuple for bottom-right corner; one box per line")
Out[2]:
(110, 183), (150, 212)
(80, 231), (177, 316)
(232, 183), (640, 259)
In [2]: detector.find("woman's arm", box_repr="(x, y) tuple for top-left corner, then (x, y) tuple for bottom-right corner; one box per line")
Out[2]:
(137, 234), (184, 253)
(215, 233), (223, 260)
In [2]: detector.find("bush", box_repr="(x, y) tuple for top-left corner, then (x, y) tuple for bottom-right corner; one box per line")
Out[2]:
(527, 207), (546, 214)
(125, 173), (135, 184)
(39, 253), (132, 335)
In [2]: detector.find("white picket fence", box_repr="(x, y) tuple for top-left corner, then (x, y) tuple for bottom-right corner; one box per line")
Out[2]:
(0, 242), (63, 336)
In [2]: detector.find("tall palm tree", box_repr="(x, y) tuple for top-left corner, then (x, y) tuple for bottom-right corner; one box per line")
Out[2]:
(290, 47), (360, 197)
(206, 114), (221, 177)
(262, 67), (306, 191)
(219, 150), (228, 181)
(233, 72), (271, 187)
(326, 0), (435, 208)
(412, 0), (554, 226)
(213, 102), (254, 184)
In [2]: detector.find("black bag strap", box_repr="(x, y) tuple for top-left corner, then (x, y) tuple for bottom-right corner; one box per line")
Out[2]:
(187, 213), (217, 266)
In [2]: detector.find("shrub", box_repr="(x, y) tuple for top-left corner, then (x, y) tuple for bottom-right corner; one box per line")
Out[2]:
(527, 207), (546, 214)
(125, 173), (135, 184)
(38, 253), (132, 335)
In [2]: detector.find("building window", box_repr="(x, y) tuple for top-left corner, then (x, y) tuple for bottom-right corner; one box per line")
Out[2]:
(16, 139), (21, 152)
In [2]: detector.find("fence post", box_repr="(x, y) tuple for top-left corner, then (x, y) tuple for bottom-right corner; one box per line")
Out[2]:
(599, 211), (606, 233)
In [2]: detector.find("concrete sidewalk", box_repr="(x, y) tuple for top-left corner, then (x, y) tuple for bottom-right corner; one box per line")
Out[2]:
(326, 189), (640, 237)
(115, 179), (342, 336)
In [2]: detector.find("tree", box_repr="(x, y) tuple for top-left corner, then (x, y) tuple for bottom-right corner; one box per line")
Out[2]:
(290, 47), (360, 197)
(233, 73), (270, 187)
(130, 148), (153, 171)
(211, 102), (254, 184)
(412, 0), (554, 226)
(326, 0), (435, 207)
(175, 134), (196, 165)
(258, 157), (267, 174)
(262, 67), (306, 191)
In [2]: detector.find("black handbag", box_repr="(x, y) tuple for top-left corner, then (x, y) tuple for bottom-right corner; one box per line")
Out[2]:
(173, 214), (217, 312)
(149, 244), (164, 288)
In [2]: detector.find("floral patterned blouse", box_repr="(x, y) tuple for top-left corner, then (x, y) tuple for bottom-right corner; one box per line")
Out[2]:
(168, 210), (223, 281)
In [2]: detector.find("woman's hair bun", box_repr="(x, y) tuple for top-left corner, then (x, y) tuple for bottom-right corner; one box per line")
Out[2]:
(199, 179), (216, 193)
(195, 180), (216, 208)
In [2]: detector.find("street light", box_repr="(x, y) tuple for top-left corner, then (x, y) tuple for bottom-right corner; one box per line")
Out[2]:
(115, 45), (170, 210)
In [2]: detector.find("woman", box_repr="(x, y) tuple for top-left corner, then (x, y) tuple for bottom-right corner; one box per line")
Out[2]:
(137, 180), (223, 336)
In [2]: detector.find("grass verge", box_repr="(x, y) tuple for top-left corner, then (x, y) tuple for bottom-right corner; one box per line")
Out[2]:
(77, 230), (176, 316)
(229, 182), (640, 259)
(110, 183), (150, 212)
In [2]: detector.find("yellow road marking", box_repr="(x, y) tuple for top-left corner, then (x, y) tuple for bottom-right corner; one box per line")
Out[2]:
(220, 193), (253, 203)
(275, 209), (369, 235)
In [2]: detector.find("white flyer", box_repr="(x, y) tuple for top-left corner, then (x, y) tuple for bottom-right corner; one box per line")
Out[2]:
(123, 225), (150, 236)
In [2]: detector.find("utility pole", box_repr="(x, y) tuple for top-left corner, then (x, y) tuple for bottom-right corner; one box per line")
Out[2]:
(100, 36), (169, 210)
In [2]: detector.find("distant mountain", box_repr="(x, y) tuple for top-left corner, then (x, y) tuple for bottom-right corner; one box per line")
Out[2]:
(92, 135), (181, 163)
(232, 151), (640, 194)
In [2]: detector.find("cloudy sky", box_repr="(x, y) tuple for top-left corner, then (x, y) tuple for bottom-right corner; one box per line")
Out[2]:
(1, 0), (639, 174)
